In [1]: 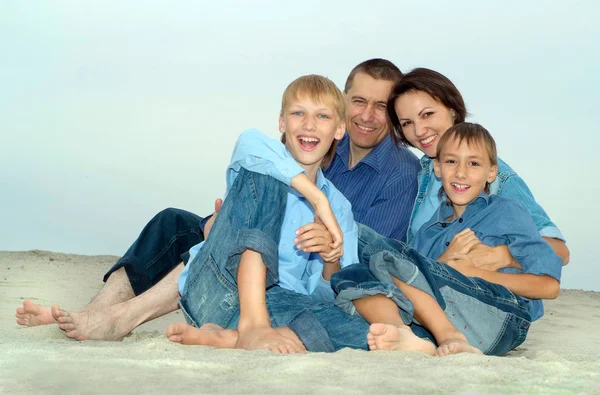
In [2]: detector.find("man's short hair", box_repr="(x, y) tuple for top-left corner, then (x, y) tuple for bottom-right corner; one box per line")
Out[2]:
(343, 58), (402, 93)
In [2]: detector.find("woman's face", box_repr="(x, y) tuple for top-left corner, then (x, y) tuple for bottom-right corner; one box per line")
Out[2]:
(394, 90), (456, 158)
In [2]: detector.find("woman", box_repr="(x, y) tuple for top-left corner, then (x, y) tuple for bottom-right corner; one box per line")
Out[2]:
(387, 68), (569, 266)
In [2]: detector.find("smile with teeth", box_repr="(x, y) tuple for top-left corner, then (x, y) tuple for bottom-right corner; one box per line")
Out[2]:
(298, 136), (320, 151)
(420, 135), (437, 146)
(355, 123), (376, 133)
(451, 183), (470, 192)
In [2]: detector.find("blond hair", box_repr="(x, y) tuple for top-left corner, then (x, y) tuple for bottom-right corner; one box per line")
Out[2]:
(280, 75), (345, 169)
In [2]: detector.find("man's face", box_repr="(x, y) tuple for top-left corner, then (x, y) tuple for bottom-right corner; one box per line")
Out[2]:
(345, 72), (395, 150)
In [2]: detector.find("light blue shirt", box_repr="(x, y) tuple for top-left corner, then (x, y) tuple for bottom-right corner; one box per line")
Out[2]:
(178, 129), (359, 301)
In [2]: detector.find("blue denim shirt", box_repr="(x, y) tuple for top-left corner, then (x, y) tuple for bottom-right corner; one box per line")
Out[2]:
(412, 192), (563, 321)
(179, 129), (359, 301)
(406, 156), (566, 244)
(325, 134), (421, 241)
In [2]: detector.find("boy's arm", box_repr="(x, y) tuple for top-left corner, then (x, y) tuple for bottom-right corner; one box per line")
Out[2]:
(290, 174), (342, 252)
(227, 129), (305, 189)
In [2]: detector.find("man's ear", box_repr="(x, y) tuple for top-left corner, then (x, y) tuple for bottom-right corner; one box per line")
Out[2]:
(487, 164), (498, 184)
(434, 158), (442, 178)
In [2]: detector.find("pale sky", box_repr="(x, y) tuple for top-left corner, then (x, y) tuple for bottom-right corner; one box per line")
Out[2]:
(1, 1), (598, 290)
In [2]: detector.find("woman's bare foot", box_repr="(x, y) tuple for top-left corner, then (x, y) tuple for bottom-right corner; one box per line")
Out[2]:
(53, 305), (130, 341)
(436, 338), (483, 357)
(15, 300), (58, 327)
(166, 323), (238, 347)
(367, 323), (436, 356)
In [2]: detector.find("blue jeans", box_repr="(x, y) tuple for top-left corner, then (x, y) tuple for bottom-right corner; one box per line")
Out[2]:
(331, 231), (531, 356)
(104, 208), (205, 295)
(179, 168), (370, 352)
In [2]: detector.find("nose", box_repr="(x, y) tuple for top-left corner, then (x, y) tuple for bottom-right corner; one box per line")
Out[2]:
(360, 103), (376, 123)
(456, 162), (467, 179)
(303, 116), (316, 131)
(414, 119), (427, 137)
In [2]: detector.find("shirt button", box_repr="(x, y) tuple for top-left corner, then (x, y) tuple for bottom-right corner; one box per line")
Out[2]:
(291, 220), (296, 225)
(446, 241), (450, 246)
(459, 218), (463, 223)
(282, 169), (287, 175)
(282, 244), (287, 249)
(442, 223), (447, 228)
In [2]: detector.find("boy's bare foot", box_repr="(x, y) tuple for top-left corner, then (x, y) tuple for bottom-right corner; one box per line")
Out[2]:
(436, 338), (483, 357)
(54, 305), (129, 341)
(166, 323), (238, 348)
(367, 323), (436, 356)
(15, 300), (58, 327)
(235, 326), (305, 354)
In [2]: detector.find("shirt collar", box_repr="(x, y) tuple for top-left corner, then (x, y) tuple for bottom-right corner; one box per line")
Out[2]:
(335, 133), (395, 173)
(290, 168), (329, 198)
(434, 191), (491, 224)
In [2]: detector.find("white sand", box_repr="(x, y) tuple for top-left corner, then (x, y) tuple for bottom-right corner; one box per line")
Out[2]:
(1, 250), (598, 395)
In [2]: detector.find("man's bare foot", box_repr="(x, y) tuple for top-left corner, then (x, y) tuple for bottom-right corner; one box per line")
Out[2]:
(54, 305), (129, 341)
(235, 326), (305, 354)
(436, 338), (483, 357)
(15, 300), (58, 327)
(166, 323), (238, 348)
(367, 323), (436, 356)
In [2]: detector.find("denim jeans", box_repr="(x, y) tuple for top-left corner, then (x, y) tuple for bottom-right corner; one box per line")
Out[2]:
(104, 208), (204, 295)
(179, 168), (370, 352)
(332, 232), (532, 356)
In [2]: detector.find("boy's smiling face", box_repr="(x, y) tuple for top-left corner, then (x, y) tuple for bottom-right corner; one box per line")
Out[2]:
(279, 94), (345, 177)
(434, 137), (497, 218)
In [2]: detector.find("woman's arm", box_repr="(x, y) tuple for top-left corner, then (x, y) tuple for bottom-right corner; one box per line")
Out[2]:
(447, 255), (560, 299)
(544, 237), (570, 265)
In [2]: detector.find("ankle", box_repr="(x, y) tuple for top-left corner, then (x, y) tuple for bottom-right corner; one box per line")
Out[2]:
(436, 329), (467, 344)
(238, 317), (270, 333)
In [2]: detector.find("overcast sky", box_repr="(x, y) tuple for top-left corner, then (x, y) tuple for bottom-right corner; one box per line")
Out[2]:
(1, 1), (598, 290)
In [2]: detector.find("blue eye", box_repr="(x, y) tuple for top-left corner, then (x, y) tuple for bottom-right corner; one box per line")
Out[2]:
(292, 111), (303, 116)
(318, 114), (330, 119)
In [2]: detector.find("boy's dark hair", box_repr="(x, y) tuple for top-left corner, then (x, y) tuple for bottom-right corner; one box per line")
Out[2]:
(437, 122), (498, 196)
(343, 58), (402, 93)
(387, 68), (468, 146)
(280, 74), (345, 169)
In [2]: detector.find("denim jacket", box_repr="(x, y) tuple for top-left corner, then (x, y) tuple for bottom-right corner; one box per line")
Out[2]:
(406, 156), (565, 244)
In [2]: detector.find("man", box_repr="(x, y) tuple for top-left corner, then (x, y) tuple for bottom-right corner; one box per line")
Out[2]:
(16, 59), (420, 340)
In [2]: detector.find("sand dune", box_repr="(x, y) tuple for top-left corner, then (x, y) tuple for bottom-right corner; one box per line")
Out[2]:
(1, 250), (598, 394)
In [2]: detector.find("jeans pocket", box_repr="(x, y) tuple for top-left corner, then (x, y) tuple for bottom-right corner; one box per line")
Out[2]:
(180, 254), (240, 328)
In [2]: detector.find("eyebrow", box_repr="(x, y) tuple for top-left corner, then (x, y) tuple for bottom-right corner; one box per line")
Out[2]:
(351, 95), (386, 105)
(417, 107), (433, 116)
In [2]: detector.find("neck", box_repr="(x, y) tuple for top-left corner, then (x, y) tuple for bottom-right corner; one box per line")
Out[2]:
(451, 204), (466, 220)
(348, 143), (372, 169)
(300, 164), (320, 184)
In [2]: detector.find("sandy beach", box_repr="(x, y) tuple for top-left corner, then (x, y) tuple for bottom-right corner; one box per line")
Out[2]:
(1, 250), (598, 394)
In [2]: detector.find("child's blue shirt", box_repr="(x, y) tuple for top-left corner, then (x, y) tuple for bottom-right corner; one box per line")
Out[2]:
(411, 192), (562, 321)
(178, 129), (359, 302)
